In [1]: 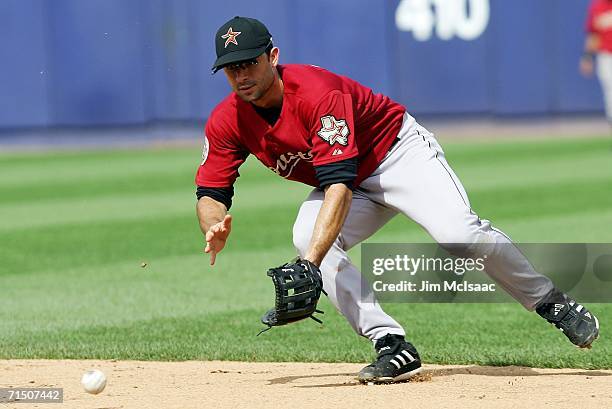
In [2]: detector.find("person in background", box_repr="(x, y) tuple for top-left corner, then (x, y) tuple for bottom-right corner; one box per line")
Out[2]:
(581, 0), (612, 125)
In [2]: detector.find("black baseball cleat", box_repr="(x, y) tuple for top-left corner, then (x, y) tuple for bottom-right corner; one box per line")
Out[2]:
(536, 289), (600, 349)
(358, 334), (422, 384)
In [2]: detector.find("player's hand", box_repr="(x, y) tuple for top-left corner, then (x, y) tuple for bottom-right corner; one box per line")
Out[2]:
(204, 214), (232, 266)
(580, 57), (594, 77)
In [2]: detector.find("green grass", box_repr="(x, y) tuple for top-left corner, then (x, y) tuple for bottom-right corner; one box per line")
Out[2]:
(0, 136), (611, 368)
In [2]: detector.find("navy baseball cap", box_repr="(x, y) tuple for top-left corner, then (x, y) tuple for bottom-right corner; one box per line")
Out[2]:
(212, 16), (272, 74)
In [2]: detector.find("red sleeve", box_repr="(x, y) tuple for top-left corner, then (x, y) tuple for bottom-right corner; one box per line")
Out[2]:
(586, 1), (597, 33)
(195, 119), (248, 188)
(309, 91), (359, 166)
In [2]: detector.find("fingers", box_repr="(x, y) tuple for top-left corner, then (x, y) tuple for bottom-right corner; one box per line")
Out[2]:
(204, 244), (217, 265)
(206, 224), (223, 244)
(222, 214), (233, 231)
(203, 215), (231, 267)
(208, 214), (232, 235)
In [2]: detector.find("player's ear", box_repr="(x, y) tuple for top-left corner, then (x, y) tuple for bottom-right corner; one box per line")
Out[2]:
(269, 47), (280, 67)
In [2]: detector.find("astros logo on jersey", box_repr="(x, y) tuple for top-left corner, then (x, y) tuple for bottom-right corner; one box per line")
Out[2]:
(221, 27), (241, 48)
(269, 150), (313, 179)
(317, 115), (350, 146)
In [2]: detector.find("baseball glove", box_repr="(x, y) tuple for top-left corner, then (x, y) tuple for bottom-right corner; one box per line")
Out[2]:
(258, 258), (326, 335)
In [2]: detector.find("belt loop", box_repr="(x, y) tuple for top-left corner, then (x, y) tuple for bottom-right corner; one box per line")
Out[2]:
(388, 136), (401, 152)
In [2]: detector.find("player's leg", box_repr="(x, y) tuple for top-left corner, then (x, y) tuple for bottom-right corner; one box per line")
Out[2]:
(361, 114), (599, 348)
(596, 52), (612, 126)
(361, 117), (553, 309)
(293, 189), (422, 383)
(292, 189), (401, 341)
(596, 51), (612, 145)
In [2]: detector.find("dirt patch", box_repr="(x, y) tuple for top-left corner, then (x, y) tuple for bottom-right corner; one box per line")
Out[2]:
(1, 360), (611, 409)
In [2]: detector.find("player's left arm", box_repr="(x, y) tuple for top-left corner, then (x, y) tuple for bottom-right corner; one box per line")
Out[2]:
(303, 183), (352, 266)
(303, 90), (359, 266)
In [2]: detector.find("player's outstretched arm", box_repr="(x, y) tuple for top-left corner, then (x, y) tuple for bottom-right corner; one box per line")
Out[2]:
(304, 183), (352, 266)
(197, 196), (231, 266)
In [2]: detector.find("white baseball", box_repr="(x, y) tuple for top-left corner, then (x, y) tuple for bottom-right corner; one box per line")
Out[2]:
(81, 369), (107, 394)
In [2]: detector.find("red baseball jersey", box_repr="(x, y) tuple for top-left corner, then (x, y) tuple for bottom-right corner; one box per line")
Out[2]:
(586, 0), (612, 52)
(196, 64), (406, 188)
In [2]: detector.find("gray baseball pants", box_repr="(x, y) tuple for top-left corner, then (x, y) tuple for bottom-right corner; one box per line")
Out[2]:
(292, 113), (555, 342)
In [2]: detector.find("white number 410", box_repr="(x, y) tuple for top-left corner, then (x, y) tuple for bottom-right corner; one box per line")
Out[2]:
(395, 0), (490, 41)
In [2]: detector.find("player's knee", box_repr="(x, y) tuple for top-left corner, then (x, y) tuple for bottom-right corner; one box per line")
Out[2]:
(292, 223), (313, 255)
(436, 223), (502, 259)
(435, 229), (479, 246)
(439, 242), (478, 258)
(434, 228), (483, 257)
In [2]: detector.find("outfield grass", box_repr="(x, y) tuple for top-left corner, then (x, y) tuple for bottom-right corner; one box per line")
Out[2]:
(0, 136), (611, 368)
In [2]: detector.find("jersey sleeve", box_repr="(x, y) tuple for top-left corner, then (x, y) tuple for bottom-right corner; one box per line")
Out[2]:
(309, 91), (359, 166)
(195, 120), (249, 188)
(586, 1), (597, 33)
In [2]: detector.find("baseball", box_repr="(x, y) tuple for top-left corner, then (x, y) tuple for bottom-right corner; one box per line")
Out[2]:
(81, 369), (107, 394)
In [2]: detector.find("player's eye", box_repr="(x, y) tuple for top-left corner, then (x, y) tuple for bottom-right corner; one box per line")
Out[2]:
(226, 59), (259, 72)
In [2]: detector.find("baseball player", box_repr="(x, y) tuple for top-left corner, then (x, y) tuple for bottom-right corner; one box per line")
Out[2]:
(196, 17), (600, 383)
(581, 0), (612, 124)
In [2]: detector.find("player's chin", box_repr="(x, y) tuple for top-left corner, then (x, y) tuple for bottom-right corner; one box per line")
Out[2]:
(236, 87), (260, 102)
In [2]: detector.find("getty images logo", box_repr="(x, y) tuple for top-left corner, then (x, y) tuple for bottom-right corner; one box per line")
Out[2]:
(395, 0), (490, 41)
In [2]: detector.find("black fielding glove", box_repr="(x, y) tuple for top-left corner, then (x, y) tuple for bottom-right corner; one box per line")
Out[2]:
(258, 258), (326, 335)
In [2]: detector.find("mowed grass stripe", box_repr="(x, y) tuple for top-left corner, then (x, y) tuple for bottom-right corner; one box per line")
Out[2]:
(0, 190), (194, 231)
(370, 208), (612, 244)
(439, 136), (609, 164)
(0, 148), (201, 187)
(467, 178), (612, 219)
(0, 170), (194, 205)
(0, 147), (278, 189)
(454, 154), (612, 191)
(0, 253), (279, 333)
(0, 202), (301, 275)
(0, 179), (309, 232)
(0, 215), (200, 276)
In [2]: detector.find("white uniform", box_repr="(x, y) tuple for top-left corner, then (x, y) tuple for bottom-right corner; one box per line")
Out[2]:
(292, 113), (555, 341)
(596, 52), (612, 121)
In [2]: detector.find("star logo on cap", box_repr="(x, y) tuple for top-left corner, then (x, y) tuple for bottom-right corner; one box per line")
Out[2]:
(221, 27), (241, 48)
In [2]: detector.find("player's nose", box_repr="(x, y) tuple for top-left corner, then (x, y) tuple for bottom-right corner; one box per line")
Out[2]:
(234, 69), (250, 82)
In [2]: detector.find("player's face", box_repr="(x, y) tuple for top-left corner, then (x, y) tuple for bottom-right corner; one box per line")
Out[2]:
(223, 48), (279, 103)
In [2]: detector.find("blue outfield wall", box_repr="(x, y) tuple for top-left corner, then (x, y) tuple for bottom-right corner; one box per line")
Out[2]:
(0, 0), (603, 128)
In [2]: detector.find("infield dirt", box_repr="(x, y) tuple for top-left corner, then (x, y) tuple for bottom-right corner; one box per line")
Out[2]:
(2, 360), (611, 409)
